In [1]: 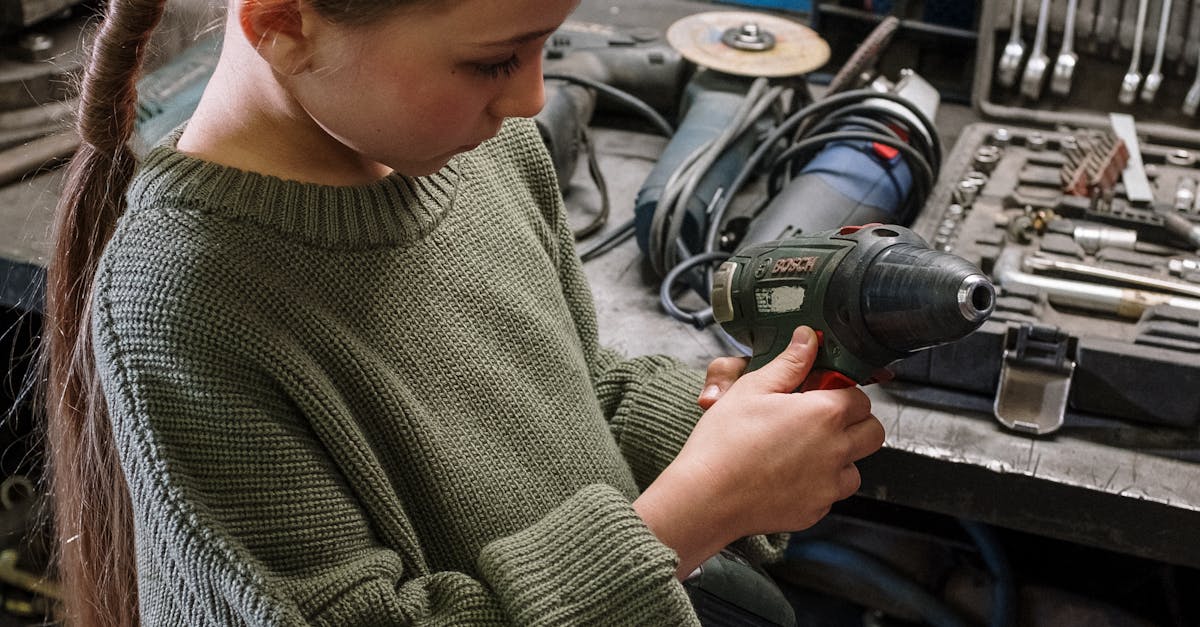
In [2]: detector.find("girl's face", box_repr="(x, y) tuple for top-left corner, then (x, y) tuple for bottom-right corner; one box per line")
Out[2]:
(290, 0), (580, 176)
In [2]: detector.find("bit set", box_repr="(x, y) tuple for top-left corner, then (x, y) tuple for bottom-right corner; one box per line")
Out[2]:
(1059, 130), (1129, 197)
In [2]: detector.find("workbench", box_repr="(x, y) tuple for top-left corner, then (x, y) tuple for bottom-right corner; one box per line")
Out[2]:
(1, 0), (1198, 579)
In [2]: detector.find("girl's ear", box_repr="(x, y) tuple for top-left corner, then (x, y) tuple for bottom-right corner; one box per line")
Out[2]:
(238, 0), (317, 75)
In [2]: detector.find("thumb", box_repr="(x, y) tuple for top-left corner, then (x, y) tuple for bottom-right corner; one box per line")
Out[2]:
(743, 326), (818, 393)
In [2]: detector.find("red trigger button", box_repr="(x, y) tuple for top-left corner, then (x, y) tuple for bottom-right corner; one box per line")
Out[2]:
(801, 370), (858, 392)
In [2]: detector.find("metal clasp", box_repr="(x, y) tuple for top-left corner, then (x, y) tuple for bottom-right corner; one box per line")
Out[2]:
(994, 324), (1078, 435)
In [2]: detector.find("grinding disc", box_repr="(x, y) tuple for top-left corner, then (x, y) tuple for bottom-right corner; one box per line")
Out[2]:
(666, 11), (830, 78)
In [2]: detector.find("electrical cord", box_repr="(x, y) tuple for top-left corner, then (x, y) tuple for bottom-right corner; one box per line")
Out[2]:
(766, 131), (935, 225)
(658, 251), (731, 328)
(652, 79), (776, 272)
(646, 80), (791, 275)
(803, 104), (941, 175)
(571, 128), (611, 240)
(656, 82), (788, 275)
(577, 218), (635, 262)
(541, 73), (675, 137)
(541, 73), (672, 252)
(702, 89), (941, 261)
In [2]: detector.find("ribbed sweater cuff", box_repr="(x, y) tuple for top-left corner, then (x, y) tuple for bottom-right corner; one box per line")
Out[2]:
(478, 483), (697, 626)
(609, 366), (705, 490)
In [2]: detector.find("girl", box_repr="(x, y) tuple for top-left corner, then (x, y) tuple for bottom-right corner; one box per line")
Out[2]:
(44, 0), (884, 624)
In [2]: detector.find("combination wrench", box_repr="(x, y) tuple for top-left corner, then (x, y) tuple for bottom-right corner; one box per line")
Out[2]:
(1075, 0), (1097, 47)
(1185, 39), (1200, 115)
(1188, 0), (1200, 73)
(1118, 0), (1150, 105)
(1021, 0), (1053, 99)
(1141, 0), (1172, 102)
(997, 0), (1026, 88)
(1167, 0), (1186, 69)
(1094, 0), (1122, 54)
(1051, 0), (1080, 96)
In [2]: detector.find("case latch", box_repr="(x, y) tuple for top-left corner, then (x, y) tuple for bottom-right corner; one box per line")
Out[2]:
(994, 324), (1078, 435)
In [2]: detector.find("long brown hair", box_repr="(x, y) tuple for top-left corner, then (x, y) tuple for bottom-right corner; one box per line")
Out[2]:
(44, 0), (167, 621)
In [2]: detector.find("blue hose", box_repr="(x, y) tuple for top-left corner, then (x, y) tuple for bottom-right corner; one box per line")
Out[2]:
(785, 540), (972, 627)
(959, 520), (1017, 627)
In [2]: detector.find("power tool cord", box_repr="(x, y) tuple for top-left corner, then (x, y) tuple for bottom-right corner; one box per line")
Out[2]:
(647, 79), (788, 275)
(541, 73), (675, 137)
(542, 73), (674, 252)
(571, 128), (611, 240)
(767, 130), (936, 224)
(659, 251), (731, 328)
(803, 104), (941, 174)
(578, 218), (635, 262)
(657, 83), (789, 275)
(701, 89), (940, 260)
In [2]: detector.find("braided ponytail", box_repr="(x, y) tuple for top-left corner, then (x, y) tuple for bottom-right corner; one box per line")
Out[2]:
(44, 0), (167, 623)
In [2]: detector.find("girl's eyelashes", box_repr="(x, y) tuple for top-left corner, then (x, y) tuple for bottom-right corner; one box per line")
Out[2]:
(473, 54), (521, 79)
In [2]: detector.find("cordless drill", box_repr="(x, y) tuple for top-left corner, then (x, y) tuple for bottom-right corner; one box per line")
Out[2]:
(711, 224), (995, 390)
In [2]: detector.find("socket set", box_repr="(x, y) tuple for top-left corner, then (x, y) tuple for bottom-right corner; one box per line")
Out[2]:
(893, 122), (1200, 438)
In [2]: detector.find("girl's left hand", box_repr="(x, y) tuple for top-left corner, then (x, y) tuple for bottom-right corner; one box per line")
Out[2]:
(697, 356), (750, 410)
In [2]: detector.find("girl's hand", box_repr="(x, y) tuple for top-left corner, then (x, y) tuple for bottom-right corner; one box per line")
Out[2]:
(697, 356), (749, 410)
(634, 326), (884, 578)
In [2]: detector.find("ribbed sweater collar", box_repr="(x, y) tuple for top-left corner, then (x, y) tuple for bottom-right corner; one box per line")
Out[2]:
(126, 140), (465, 249)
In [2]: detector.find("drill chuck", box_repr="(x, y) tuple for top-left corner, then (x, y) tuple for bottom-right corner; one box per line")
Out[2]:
(712, 224), (995, 382)
(859, 243), (995, 352)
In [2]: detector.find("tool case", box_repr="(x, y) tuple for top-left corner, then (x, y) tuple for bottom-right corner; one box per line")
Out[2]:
(887, 0), (1200, 438)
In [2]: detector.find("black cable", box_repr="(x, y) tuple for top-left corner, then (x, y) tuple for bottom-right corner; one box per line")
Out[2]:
(572, 128), (610, 240)
(658, 251), (730, 328)
(542, 73), (674, 137)
(649, 80), (780, 276)
(766, 131), (935, 223)
(577, 218), (635, 262)
(804, 105), (940, 175)
(701, 89), (941, 258)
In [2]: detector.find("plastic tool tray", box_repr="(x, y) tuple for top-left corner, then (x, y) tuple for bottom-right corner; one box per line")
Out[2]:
(891, 121), (1200, 437)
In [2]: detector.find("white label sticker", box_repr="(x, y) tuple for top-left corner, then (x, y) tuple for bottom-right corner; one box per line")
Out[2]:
(756, 286), (806, 313)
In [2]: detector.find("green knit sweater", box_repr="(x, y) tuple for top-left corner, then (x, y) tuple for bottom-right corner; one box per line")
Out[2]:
(92, 118), (712, 625)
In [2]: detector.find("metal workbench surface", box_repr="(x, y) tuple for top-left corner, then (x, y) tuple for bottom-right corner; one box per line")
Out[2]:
(1, 0), (1197, 572)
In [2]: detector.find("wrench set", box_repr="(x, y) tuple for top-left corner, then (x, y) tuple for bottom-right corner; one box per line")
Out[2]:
(894, 122), (1200, 434)
(989, 0), (1200, 118)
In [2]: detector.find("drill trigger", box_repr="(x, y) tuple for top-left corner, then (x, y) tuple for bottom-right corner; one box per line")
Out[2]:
(800, 370), (858, 392)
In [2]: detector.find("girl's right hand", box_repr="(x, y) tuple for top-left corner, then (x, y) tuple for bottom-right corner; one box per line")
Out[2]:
(632, 326), (884, 578)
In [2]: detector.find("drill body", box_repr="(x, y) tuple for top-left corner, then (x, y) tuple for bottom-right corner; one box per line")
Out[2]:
(712, 224), (995, 386)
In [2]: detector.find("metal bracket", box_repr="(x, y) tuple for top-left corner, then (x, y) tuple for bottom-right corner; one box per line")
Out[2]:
(994, 324), (1078, 435)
